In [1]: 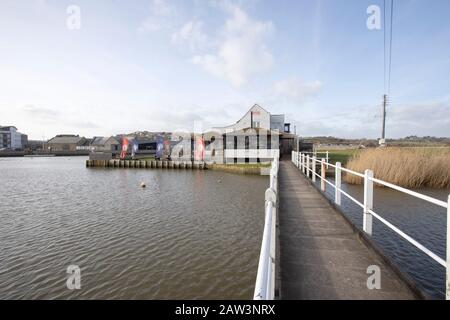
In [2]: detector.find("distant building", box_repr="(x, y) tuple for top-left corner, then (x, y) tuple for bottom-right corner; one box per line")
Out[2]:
(0, 126), (26, 150)
(87, 136), (120, 152)
(21, 134), (28, 149)
(210, 104), (294, 163)
(47, 134), (87, 151)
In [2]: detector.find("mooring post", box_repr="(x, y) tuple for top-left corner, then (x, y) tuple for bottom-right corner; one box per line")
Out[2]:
(321, 158), (326, 191)
(446, 194), (450, 300)
(335, 162), (342, 205)
(363, 169), (374, 235)
(312, 156), (316, 182)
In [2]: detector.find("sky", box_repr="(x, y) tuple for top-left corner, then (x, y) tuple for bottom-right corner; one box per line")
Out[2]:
(0, 0), (449, 140)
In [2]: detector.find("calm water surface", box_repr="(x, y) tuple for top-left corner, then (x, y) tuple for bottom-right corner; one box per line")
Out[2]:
(313, 175), (449, 299)
(0, 157), (267, 299)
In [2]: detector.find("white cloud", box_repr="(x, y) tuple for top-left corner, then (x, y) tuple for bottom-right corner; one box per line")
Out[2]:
(171, 20), (207, 51)
(138, 0), (177, 33)
(192, 5), (274, 87)
(273, 78), (322, 101)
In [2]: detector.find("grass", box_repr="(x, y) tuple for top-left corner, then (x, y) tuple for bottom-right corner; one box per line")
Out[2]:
(326, 149), (360, 165)
(345, 147), (450, 188)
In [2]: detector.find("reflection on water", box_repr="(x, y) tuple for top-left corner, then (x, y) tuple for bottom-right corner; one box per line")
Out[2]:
(313, 175), (449, 299)
(0, 157), (267, 299)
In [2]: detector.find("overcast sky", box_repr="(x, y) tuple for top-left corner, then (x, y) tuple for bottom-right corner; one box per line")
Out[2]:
(0, 0), (449, 140)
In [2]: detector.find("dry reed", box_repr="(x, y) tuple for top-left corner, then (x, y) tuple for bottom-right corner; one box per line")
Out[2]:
(345, 147), (450, 188)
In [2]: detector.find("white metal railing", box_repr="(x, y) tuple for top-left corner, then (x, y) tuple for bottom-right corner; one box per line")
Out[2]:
(254, 158), (279, 300)
(298, 150), (329, 168)
(292, 150), (450, 300)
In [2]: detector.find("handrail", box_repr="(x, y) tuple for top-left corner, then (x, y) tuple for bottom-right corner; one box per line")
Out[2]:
(254, 158), (279, 300)
(291, 150), (450, 299)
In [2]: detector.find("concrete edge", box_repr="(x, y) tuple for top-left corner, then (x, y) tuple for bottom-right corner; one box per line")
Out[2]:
(299, 166), (430, 300)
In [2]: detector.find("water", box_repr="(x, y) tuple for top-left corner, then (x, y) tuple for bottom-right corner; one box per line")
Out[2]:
(0, 157), (268, 299)
(312, 175), (449, 299)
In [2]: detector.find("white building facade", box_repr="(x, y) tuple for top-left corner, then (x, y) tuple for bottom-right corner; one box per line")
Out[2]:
(207, 104), (291, 164)
(0, 126), (24, 150)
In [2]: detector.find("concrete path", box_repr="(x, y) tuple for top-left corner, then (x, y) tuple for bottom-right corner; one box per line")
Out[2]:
(278, 160), (418, 299)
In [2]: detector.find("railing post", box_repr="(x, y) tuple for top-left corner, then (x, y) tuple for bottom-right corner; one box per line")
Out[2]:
(320, 158), (326, 191)
(312, 156), (316, 182)
(335, 162), (341, 205)
(306, 155), (310, 177)
(326, 151), (329, 169)
(363, 169), (374, 235)
(299, 153), (302, 171)
(446, 194), (450, 300)
(301, 154), (305, 173)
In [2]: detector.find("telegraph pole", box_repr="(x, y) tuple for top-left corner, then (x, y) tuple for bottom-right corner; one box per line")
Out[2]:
(379, 94), (387, 147)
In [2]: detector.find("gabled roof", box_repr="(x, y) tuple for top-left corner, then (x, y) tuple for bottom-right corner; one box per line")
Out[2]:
(91, 136), (119, 146)
(47, 135), (84, 144)
(212, 104), (271, 130)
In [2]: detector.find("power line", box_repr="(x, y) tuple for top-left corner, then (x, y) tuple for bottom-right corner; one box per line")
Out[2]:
(387, 0), (394, 96)
(381, 0), (394, 146)
(384, 0), (386, 94)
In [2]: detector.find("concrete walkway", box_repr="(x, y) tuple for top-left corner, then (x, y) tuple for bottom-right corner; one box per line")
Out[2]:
(278, 160), (418, 299)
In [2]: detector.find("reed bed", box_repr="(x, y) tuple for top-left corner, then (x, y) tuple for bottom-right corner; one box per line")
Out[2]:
(345, 147), (450, 188)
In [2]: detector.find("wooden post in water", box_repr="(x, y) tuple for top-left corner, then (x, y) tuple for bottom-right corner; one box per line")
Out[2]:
(335, 162), (342, 206)
(363, 169), (374, 235)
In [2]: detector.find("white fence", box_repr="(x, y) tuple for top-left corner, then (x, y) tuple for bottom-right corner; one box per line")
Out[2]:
(254, 158), (279, 300)
(292, 151), (450, 300)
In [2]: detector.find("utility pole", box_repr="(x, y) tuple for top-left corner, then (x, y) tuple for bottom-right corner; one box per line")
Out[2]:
(379, 94), (387, 147)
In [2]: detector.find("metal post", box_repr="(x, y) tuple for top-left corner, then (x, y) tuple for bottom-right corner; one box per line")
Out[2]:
(382, 94), (387, 140)
(321, 158), (326, 191)
(446, 194), (450, 300)
(312, 156), (316, 182)
(363, 169), (374, 235)
(326, 151), (329, 169)
(335, 162), (342, 205)
(302, 154), (305, 174)
(306, 155), (309, 177)
(299, 153), (302, 171)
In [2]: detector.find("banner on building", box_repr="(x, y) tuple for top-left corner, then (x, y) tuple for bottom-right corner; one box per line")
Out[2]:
(131, 140), (138, 158)
(194, 136), (205, 161)
(156, 136), (164, 159)
(120, 137), (129, 159)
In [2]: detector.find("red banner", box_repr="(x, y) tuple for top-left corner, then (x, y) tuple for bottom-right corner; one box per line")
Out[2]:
(120, 137), (129, 159)
(194, 136), (205, 161)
